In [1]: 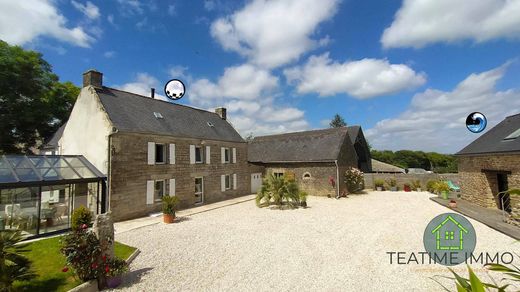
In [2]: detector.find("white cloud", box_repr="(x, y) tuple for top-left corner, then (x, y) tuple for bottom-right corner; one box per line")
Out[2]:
(204, 0), (216, 11)
(168, 65), (189, 80)
(114, 73), (169, 102)
(168, 4), (176, 16)
(189, 64), (309, 136)
(107, 14), (115, 25)
(284, 53), (426, 98)
(210, 0), (339, 68)
(103, 51), (115, 58)
(117, 0), (144, 15)
(365, 62), (520, 153)
(382, 0), (520, 48)
(0, 0), (94, 47)
(71, 1), (100, 20)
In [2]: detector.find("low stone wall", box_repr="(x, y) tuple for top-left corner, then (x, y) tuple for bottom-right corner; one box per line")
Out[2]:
(364, 173), (459, 190)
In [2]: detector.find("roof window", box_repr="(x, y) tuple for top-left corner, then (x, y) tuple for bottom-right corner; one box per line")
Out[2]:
(503, 128), (520, 140)
(207, 122), (214, 127)
(154, 112), (163, 119)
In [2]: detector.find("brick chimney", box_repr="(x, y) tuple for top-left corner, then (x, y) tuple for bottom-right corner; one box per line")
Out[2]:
(82, 69), (103, 88)
(215, 107), (227, 120)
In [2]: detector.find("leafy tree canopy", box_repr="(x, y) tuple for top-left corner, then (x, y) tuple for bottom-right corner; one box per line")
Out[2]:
(329, 114), (347, 128)
(371, 149), (457, 173)
(0, 40), (79, 154)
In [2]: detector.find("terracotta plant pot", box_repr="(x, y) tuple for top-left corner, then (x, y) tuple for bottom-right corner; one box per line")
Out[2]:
(404, 185), (411, 192)
(449, 201), (457, 208)
(107, 276), (122, 288)
(163, 213), (175, 224)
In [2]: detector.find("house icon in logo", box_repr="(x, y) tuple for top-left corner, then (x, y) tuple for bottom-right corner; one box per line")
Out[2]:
(431, 215), (468, 250)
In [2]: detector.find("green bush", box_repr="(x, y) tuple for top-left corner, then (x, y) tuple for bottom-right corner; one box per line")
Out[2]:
(162, 195), (180, 216)
(426, 180), (439, 193)
(374, 179), (385, 189)
(411, 180), (422, 191)
(434, 181), (450, 194)
(385, 178), (397, 188)
(344, 167), (364, 193)
(71, 206), (92, 231)
(60, 227), (102, 281)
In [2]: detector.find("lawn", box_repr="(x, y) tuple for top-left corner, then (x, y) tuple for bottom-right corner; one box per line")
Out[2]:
(13, 236), (137, 292)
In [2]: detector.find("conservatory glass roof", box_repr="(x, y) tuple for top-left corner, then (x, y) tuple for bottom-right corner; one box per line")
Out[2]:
(0, 155), (105, 186)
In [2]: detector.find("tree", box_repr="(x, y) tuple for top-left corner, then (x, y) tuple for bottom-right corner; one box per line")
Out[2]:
(329, 114), (347, 128)
(0, 230), (35, 291)
(255, 174), (302, 208)
(245, 133), (254, 142)
(0, 40), (79, 154)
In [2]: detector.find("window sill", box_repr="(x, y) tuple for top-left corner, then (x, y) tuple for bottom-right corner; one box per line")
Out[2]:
(154, 162), (166, 165)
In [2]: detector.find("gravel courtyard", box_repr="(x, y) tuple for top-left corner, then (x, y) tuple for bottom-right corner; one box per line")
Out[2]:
(114, 192), (519, 291)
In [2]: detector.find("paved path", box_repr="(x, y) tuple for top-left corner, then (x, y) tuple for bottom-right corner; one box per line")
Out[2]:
(430, 196), (520, 240)
(114, 194), (256, 234)
(113, 191), (519, 291)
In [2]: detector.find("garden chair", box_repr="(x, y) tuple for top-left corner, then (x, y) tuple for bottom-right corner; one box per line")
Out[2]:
(447, 180), (460, 192)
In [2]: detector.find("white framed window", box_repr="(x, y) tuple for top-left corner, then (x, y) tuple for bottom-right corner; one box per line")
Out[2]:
(225, 174), (231, 190)
(302, 172), (311, 180)
(273, 172), (284, 178)
(222, 147), (230, 163)
(195, 146), (204, 163)
(195, 177), (203, 204)
(154, 180), (165, 201)
(155, 144), (166, 164)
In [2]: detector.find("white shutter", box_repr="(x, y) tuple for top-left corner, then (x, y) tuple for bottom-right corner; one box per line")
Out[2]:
(221, 175), (226, 192)
(146, 180), (154, 204)
(233, 174), (237, 190)
(205, 146), (211, 164)
(221, 147), (225, 163)
(147, 142), (155, 165)
(232, 148), (237, 163)
(169, 178), (176, 196)
(189, 145), (195, 164)
(169, 144), (175, 164)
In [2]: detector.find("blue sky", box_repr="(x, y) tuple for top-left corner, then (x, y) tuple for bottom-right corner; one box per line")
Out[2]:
(1, 0), (520, 153)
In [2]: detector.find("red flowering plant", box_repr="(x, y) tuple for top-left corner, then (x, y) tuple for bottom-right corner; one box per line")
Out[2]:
(60, 224), (102, 281)
(104, 257), (129, 278)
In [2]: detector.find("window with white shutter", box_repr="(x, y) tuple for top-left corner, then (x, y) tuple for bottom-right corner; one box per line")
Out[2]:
(189, 145), (195, 164)
(205, 146), (211, 164)
(146, 180), (154, 204)
(221, 147), (225, 163)
(233, 174), (237, 190)
(147, 142), (155, 165)
(232, 148), (237, 163)
(169, 144), (175, 164)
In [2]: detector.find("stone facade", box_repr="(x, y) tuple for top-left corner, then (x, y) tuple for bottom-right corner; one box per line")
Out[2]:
(458, 153), (520, 218)
(109, 132), (251, 221)
(263, 163), (338, 197)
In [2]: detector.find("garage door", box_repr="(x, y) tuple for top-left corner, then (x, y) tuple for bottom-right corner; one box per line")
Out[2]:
(251, 173), (262, 194)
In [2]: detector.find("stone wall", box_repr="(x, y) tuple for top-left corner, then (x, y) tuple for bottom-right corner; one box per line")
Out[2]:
(109, 132), (251, 221)
(264, 163), (338, 197)
(458, 153), (520, 218)
(364, 173), (459, 190)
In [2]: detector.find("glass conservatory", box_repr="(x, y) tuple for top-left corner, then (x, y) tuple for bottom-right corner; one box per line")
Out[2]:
(0, 155), (106, 239)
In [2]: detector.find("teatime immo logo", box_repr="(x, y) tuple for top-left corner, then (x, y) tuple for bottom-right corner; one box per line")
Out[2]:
(387, 213), (516, 266)
(423, 213), (476, 266)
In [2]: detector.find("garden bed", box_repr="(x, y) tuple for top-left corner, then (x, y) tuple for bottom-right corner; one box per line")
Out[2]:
(12, 236), (136, 292)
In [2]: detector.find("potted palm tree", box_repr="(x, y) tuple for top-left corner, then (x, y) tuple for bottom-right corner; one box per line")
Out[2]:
(162, 195), (180, 223)
(386, 178), (398, 191)
(435, 182), (451, 200)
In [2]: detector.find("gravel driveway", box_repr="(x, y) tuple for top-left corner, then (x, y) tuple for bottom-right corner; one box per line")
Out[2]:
(114, 192), (519, 291)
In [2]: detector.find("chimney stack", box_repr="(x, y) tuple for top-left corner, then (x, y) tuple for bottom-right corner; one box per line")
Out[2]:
(215, 107), (227, 120)
(151, 88), (155, 99)
(82, 69), (103, 88)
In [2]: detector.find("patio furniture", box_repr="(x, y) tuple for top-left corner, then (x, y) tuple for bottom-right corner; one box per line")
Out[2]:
(54, 204), (68, 223)
(447, 180), (460, 192)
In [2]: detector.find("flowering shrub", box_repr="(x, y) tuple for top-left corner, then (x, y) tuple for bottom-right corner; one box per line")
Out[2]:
(71, 206), (93, 231)
(105, 258), (129, 278)
(344, 167), (364, 193)
(60, 225), (102, 281)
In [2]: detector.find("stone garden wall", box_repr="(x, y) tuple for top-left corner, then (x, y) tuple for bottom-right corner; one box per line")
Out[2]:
(364, 173), (459, 190)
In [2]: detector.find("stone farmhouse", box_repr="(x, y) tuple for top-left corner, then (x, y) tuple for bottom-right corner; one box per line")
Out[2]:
(456, 113), (520, 219)
(49, 70), (370, 221)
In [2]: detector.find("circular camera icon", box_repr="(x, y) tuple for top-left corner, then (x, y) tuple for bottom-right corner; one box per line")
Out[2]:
(465, 112), (487, 133)
(164, 79), (185, 100)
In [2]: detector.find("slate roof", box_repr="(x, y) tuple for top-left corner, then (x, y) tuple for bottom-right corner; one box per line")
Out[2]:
(42, 123), (66, 149)
(370, 159), (405, 173)
(456, 113), (520, 155)
(346, 125), (360, 144)
(248, 127), (349, 163)
(95, 87), (244, 143)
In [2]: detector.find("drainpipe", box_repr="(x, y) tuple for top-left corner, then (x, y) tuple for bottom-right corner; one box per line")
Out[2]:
(106, 127), (118, 213)
(335, 160), (340, 197)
